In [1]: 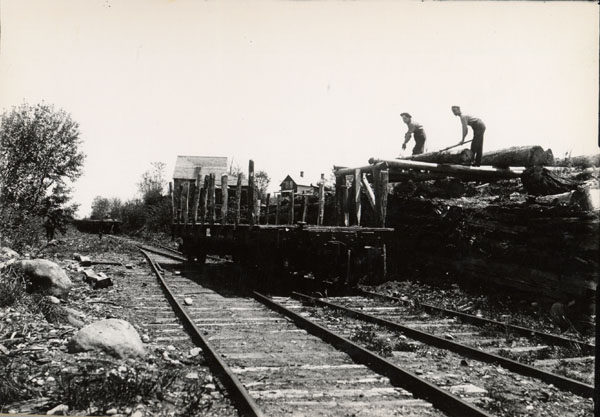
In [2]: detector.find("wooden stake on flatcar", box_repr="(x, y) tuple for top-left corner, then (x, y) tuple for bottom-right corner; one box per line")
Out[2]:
(235, 173), (242, 226)
(255, 199), (261, 224)
(317, 176), (325, 226)
(301, 195), (308, 223)
(192, 168), (202, 224)
(178, 183), (185, 224)
(208, 173), (216, 225)
(221, 174), (228, 224)
(354, 168), (362, 226)
(335, 175), (343, 226)
(184, 181), (191, 225)
(201, 175), (209, 225)
(288, 190), (295, 225)
(361, 174), (376, 210)
(379, 169), (389, 227)
(275, 194), (281, 225)
(248, 160), (256, 225)
(169, 182), (175, 224)
(341, 176), (349, 227)
(265, 193), (270, 225)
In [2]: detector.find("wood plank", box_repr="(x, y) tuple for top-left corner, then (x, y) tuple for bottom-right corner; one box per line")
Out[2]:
(317, 175), (325, 226)
(220, 174), (228, 224)
(192, 169), (202, 224)
(208, 173), (216, 225)
(361, 174), (376, 210)
(276, 194), (281, 225)
(288, 190), (295, 225)
(169, 182), (176, 224)
(354, 168), (362, 226)
(235, 173), (242, 226)
(248, 160), (256, 225)
(342, 175), (349, 227)
(265, 193), (271, 225)
(302, 195), (308, 223)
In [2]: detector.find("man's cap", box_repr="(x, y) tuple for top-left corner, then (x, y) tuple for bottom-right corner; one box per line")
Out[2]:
(400, 112), (411, 118)
(451, 105), (460, 109)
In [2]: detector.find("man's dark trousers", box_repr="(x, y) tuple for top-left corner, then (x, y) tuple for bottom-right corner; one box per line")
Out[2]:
(470, 122), (485, 166)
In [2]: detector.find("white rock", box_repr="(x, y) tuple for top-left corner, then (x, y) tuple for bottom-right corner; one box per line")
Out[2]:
(185, 371), (199, 379)
(141, 334), (150, 343)
(46, 404), (69, 415)
(68, 319), (146, 359)
(14, 259), (73, 298)
(0, 247), (19, 263)
(184, 298), (193, 305)
(166, 345), (176, 351)
(130, 411), (144, 417)
(105, 408), (118, 415)
(188, 347), (202, 357)
(47, 296), (61, 304)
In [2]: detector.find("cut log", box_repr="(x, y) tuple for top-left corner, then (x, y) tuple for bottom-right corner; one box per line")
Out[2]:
(480, 146), (551, 168)
(521, 166), (577, 196)
(368, 158), (523, 181)
(533, 187), (599, 211)
(399, 148), (473, 165)
(554, 154), (600, 168)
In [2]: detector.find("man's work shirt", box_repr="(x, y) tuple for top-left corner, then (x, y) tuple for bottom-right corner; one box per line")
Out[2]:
(459, 115), (485, 138)
(405, 120), (424, 141)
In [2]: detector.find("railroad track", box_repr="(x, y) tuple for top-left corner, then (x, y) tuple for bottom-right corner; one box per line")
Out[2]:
(137, 245), (504, 417)
(134, 242), (593, 416)
(276, 292), (594, 415)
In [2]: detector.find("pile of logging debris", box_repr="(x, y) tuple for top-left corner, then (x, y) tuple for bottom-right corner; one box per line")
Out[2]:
(343, 146), (599, 319)
(386, 188), (598, 319)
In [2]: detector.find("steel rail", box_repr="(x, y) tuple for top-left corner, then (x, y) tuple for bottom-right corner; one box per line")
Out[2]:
(137, 244), (188, 262)
(294, 292), (594, 398)
(252, 291), (493, 417)
(360, 289), (595, 354)
(140, 250), (265, 417)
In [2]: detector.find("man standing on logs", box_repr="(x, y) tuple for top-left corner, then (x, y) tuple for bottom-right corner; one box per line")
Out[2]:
(400, 112), (426, 155)
(452, 106), (486, 166)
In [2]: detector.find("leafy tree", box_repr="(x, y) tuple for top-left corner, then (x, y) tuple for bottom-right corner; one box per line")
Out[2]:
(41, 185), (79, 240)
(138, 162), (166, 205)
(90, 196), (111, 220)
(255, 170), (271, 201)
(0, 102), (85, 245)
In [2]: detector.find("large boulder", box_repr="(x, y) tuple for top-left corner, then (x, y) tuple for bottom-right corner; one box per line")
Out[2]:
(68, 319), (146, 359)
(14, 259), (72, 298)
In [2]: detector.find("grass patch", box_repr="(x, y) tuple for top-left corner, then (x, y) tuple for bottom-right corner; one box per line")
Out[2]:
(0, 267), (27, 307)
(0, 357), (34, 408)
(58, 364), (212, 415)
(350, 327), (394, 357)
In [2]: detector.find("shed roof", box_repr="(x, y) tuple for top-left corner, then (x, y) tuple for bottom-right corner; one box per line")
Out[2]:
(173, 156), (250, 187)
(173, 156), (228, 180)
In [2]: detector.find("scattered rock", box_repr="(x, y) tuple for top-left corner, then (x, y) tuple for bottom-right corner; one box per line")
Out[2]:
(14, 259), (73, 298)
(185, 371), (199, 380)
(130, 411), (143, 417)
(81, 269), (113, 289)
(105, 408), (118, 415)
(141, 334), (150, 343)
(47, 296), (61, 304)
(0, 344), (9, 355)
(46, 404), (69, 415)
(68, 319), (146, 359)
(125, 264), (134, 269)
(188, 347), (202, 357)
(184, 297), (193, 305)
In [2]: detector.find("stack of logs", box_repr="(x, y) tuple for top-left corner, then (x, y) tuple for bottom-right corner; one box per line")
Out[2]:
(334, 146), (598, 315)
(385, 195), (598, 316)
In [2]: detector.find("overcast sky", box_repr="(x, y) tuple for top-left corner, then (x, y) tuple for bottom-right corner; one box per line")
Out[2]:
(1, 1), (598, 217)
